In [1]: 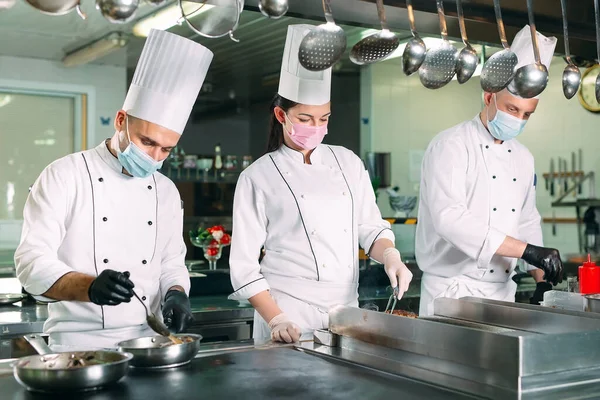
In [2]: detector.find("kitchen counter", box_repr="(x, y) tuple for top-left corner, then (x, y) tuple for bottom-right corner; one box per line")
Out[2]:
(0, 345), (478, 399)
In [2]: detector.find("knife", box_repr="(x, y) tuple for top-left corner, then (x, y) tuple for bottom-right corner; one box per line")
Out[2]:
(558, 158), (563, 196)
(572, 152), (577, 197)
(578, 148), (583, 194)
(552, 210), (557, 236)
(550, 158), (555, 196)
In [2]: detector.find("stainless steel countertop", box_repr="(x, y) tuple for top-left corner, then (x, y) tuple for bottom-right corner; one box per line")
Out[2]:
(0, 344), (480, 399)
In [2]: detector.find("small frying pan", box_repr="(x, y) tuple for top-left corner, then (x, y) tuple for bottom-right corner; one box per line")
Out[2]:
(117, 333), (202, 369)
(13, 334), (133, 392)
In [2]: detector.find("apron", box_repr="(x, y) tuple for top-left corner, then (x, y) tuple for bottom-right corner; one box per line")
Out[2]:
(418, 273), (517, 317)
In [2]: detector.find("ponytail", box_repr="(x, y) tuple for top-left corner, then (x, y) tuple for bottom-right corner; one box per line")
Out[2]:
(266, 94), (298, 154)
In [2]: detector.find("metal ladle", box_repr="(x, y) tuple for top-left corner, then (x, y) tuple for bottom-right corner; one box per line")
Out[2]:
(418, 0), (458, 89)
(559, 0), (581, 99)
(455, 0), (479, 83)
(594, 0), (600, 103)
(132, 290), (183, 345)
(258, 0), (288, 19)
(298, 0), (347, 71)
(350, 0), (399, 65)
(508, 0), (549, 98)
(480, 0), (518, 93)
(402, 0), (426, 75)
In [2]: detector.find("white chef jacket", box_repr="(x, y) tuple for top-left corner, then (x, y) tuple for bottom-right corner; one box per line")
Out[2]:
(416, 115), (543, 316)
(14, 140), (190, 349)
(228, 144), (394, 337)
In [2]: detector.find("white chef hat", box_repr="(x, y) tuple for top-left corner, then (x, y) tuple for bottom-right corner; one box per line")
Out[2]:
(278, 24), (332, 106)
(122, 29), (213, 135)
(508, 25), (557, 98)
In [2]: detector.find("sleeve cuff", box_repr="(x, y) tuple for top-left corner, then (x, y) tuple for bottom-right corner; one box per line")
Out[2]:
(21, 265), (74, 297)
(477, 227), (506, 269)
(364, 228), (395, 255)
(228, 277), (270, 301)
(160, 269), (191, 297)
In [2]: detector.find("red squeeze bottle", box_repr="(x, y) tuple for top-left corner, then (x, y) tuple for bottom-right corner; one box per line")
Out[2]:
(579, 254), (600, 294)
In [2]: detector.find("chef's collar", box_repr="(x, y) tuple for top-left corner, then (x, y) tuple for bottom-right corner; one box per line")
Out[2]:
(278, 144), (325, 165)
(474, 114), (498, 146)
(95, 139), (129, 175)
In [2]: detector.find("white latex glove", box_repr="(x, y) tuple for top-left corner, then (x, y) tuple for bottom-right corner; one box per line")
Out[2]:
(383, 248), (413, 300)
(268, 313), (301, 343)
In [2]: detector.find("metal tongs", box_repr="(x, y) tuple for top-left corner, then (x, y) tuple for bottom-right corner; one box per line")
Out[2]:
(385, 286), (400, 314)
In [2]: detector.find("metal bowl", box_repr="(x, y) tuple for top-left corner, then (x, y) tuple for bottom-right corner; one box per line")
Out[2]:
(585, 294), (600, 313)
(0, 293), (26, 305)
(117, 334), (202, 369)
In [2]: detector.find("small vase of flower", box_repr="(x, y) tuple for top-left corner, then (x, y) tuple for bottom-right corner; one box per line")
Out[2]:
(189, 225), (231, 270)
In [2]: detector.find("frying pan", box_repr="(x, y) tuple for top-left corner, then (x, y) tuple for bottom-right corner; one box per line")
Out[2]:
(0, 293), (26, 305)
(12, 334), (132, 392)
(117, 333), (202, 369)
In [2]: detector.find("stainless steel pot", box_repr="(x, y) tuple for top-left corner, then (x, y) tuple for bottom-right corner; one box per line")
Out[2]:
(117, 334), (202, 369)
(24, 0), (86, 19)
(585, 294), (600, 312)
(13, 334), (133, 392)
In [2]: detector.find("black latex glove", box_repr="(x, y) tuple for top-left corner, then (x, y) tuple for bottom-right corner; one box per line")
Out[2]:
(520, 244), (564, 286)
(162, 290), (194, 333)
(88, 270), (134, 306)
(529, 282), (552, 305)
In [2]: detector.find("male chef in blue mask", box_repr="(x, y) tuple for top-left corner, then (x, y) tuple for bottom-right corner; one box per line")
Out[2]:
(415, 26), (564, 316)
(15, 29), (213, 350)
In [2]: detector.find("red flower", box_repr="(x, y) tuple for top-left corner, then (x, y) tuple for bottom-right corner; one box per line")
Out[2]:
(210, 239), (219, 245)
(206, 247), (219, 257)
(220, 234), (231, 245)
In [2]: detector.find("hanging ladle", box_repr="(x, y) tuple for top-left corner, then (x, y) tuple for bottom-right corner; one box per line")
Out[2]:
(508, 0), (549, 98)
(350, 0), (399, 65)
(401, 0), (426, 75)
(480, 0), (518, 93)
(298, 0), (347, 71)
(559, 0), (581, 99)
(418, 0), (458, 89)
(455, 0), (479, 83)
(594, 0), (600, 103)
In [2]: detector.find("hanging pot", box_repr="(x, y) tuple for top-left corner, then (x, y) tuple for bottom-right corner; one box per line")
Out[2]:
(24, 0), (86, 19)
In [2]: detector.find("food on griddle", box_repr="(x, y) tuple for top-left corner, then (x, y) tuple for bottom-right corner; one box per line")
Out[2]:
(385, 310), (418, 318)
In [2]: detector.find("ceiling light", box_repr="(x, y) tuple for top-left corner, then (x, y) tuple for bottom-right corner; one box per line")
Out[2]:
(62, 32), (128, 68)
(132, 2), (214, 38)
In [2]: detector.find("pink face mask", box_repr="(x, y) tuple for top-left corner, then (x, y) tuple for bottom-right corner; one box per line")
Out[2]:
(283, 113), (328, 150)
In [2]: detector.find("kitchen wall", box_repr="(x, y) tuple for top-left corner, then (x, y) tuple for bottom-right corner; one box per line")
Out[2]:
(0, 55), (127, 251)
(362, 55), (600, 257)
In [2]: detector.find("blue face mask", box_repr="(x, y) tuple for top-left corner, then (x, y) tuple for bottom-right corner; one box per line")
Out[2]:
(116, 117), (164, 178)
(487, 94), (528, 141)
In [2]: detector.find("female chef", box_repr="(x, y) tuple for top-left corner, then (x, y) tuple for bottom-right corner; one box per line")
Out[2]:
(228, 24), (413, 343)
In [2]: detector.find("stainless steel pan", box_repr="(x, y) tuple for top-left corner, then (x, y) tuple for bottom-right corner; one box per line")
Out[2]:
(0, 293), (26, 305)
(117, 333), (202, 369)
(13, 334), (132, 392)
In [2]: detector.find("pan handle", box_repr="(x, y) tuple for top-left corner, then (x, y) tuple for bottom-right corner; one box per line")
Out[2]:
(23, 334), (52, 355)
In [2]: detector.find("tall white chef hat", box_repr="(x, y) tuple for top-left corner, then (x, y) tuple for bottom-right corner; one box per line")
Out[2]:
(508, 25), (557, 98)
(278, 24), (332, 106)
(122, 29), (213, 135)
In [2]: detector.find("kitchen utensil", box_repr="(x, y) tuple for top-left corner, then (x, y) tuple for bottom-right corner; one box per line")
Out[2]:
(179, 0), (243, 42)
(552, 210), (557, 236)
(594, 0), (600, 102)
(560, 0), (581, 99)
(24, 0), (86, 19)
(298, 0), (347, 71)
(0, 293), (26, 305)
(572, 151), (577, 197)
(96, 0), (139, 23)
(579, 148), (583, 194)
(508, 0), (549, 98)
(550, 158), (555, 196)
(131, 290), (182, 345)
(117, 334), (202, 369)
(384, 286), (399, 314)
(402, 0), (426, 75)
(586, 294), (600, 312)
(558, 157), (563, 196)
(418, 0), (458, 89)
(480, 0), (518, 93)
(14, 334), (132, 392)
(563, 158), (569, 193)
(454, 0), (479, 83)
(258, 0), (288, 19)
(349, 0), (399, 65)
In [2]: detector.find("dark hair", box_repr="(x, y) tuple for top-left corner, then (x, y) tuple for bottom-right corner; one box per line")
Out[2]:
(266, 94), (299, 154)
